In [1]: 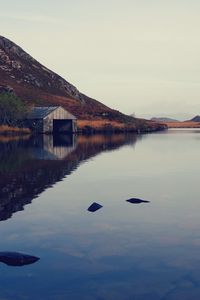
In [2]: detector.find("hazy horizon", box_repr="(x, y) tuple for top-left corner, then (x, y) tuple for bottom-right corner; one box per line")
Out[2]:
(1, 0), (200, 119)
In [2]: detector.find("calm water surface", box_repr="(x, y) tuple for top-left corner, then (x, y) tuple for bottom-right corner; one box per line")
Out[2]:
(0, 129), (200, 300)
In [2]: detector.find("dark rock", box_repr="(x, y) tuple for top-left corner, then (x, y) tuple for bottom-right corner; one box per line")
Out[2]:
(0, 252), (40, 266)
(126, 198), (150, 204)
(88, 202), (103, 212)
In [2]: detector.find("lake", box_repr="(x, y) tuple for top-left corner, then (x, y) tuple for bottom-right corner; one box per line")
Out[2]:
(0, 129), (200, 300)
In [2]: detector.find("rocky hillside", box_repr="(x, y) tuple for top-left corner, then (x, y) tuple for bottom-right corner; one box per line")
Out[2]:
(0, 35), (165, 132)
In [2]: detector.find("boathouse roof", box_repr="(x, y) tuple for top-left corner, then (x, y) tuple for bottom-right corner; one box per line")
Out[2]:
(27, 106), (76, 120)
(27, 106), (59, 119)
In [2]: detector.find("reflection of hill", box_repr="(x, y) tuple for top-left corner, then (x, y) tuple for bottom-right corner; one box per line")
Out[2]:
(0, 134), (140, 221)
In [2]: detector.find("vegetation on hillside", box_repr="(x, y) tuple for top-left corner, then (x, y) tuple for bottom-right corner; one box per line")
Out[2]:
(0, 93), (28, 127)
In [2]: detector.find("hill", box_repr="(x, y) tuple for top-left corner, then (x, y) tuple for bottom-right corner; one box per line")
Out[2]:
(151, 116), (200, 128)
(151, 117), (179, 123)
(189, 116), (200, 122)
(0, 35), (166, 132)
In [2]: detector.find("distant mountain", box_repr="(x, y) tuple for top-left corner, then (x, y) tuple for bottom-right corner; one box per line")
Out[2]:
(0, 35), (165, 132)
(151, 117), (179, 123)
(189, 116), (200, 122)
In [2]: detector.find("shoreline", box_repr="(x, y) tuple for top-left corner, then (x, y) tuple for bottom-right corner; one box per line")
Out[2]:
(77, 119), (167, 134)
(155, 121), (200, 129)
(0, 120), (167, 137)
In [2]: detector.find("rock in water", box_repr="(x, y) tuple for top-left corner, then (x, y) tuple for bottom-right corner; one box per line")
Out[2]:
(126, 198), (150, 204)
(88, 202), (103, 212)
(0, 252), (40, 266)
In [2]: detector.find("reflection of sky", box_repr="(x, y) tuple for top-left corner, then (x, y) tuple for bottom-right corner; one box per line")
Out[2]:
(0, 130), (200, 299)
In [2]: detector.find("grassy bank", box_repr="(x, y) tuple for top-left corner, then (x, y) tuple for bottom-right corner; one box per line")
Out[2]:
(77, 120), (133, 133)
(0, 120), (166, 136)
(160, 121), (200, 128)
(78, 119), (167, 134)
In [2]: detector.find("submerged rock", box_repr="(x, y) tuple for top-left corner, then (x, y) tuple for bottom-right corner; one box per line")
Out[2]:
(0, 252), (40, 266)
(88, 202), (103, 212)
(126, 198), (150, 204)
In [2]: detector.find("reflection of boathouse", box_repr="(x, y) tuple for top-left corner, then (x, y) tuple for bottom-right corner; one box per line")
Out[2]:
(25, 106), (77, 134)
(31, 134), (77, 160)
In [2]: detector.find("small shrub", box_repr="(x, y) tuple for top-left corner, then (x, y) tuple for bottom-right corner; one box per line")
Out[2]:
(0, 93), (28, 127)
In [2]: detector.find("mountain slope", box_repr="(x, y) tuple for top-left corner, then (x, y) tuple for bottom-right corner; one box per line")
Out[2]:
(0, 35), (165, 131)
(151, 117), (179, 123)
(189, 116), (200, 122)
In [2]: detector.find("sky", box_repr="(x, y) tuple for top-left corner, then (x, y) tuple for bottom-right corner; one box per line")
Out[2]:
(1, 0), (200, 120)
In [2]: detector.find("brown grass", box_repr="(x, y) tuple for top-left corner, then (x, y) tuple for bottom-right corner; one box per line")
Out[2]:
(164, 121), (200, 128)
(77, 120), (126, 129)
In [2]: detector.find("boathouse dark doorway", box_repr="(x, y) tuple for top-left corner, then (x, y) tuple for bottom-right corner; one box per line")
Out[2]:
(53, 119), (72, 133)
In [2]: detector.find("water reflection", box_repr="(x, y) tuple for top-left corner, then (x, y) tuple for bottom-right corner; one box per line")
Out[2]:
(0, 130), (200, 299)
(30, 134), (77, 160)
(0, 252), (40, 267)
(0, 134), (140, 222)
